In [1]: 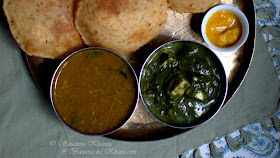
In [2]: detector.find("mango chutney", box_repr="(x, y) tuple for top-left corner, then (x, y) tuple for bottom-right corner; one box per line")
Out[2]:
(205, 10), (242, 48)
(51, 48), (138, 135)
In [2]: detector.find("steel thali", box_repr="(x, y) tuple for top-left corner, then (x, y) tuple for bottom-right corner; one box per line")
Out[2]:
(25, 0), (256, 141)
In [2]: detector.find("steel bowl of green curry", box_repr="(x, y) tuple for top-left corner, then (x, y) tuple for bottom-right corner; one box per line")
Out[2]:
(50, 47), (139, 135)
(139, 40), (228, 128)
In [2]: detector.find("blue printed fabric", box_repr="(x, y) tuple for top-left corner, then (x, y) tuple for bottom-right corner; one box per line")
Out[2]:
(177, 111), (280, 157)
(255, 0), (280, 79)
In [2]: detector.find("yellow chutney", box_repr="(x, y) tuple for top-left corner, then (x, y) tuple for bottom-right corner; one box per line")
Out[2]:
(51, 48), (138, 135)
(205, 10), (242, 48)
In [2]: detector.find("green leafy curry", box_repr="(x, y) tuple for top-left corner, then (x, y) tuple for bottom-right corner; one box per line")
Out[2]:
(140, 41), (222, 127)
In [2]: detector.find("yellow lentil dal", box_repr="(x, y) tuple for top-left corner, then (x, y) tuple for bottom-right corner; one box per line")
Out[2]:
(52, 49), (137, 135)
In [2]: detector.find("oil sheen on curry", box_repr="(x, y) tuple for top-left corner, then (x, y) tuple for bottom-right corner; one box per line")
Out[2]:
(141, 41), (222, 127)
(51, 48), (137, 135)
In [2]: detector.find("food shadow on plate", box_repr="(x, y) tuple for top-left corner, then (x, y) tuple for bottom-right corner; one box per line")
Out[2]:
(0, 3), (9, 29)
(106, 124), (189, 141)
(25, 55), (62, 100)
(106, 35), (192, 141)
(190, 13), (206, 36)
(127, 34), (180, 75)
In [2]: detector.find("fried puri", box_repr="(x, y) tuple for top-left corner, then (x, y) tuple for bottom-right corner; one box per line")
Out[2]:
(167, 0), (220, 13)
(75, 0), (168, 55)
(3, 0), (84, 59)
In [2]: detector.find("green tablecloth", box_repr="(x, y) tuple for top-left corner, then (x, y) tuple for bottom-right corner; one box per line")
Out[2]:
(0, 5), (279, 158)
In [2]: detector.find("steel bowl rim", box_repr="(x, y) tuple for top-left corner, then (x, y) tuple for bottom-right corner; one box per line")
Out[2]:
(139, 40), (228, 129)
(50, 47), (140, 136)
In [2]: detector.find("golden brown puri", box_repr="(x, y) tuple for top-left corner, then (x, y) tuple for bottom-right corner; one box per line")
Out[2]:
(167, 0), (220, 13)
(75, 0), (168, 55)
(3, 0), (84, 59)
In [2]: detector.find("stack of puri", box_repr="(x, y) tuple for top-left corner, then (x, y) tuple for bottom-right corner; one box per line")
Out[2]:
(167, 0), (220, 13)
(3, 0), (168, 59)
(75, 0), (168, 56)
(3, 0), (220, 59)
(3, 0), (84, 59)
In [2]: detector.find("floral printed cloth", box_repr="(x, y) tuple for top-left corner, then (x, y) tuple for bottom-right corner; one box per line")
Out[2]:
(174, 0), (280, 157)
(175, 111), (280, 158)
(255, 0), (280, 79)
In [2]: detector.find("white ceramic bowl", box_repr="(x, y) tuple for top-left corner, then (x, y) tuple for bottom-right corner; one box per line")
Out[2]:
(201, 5), (249, 52)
